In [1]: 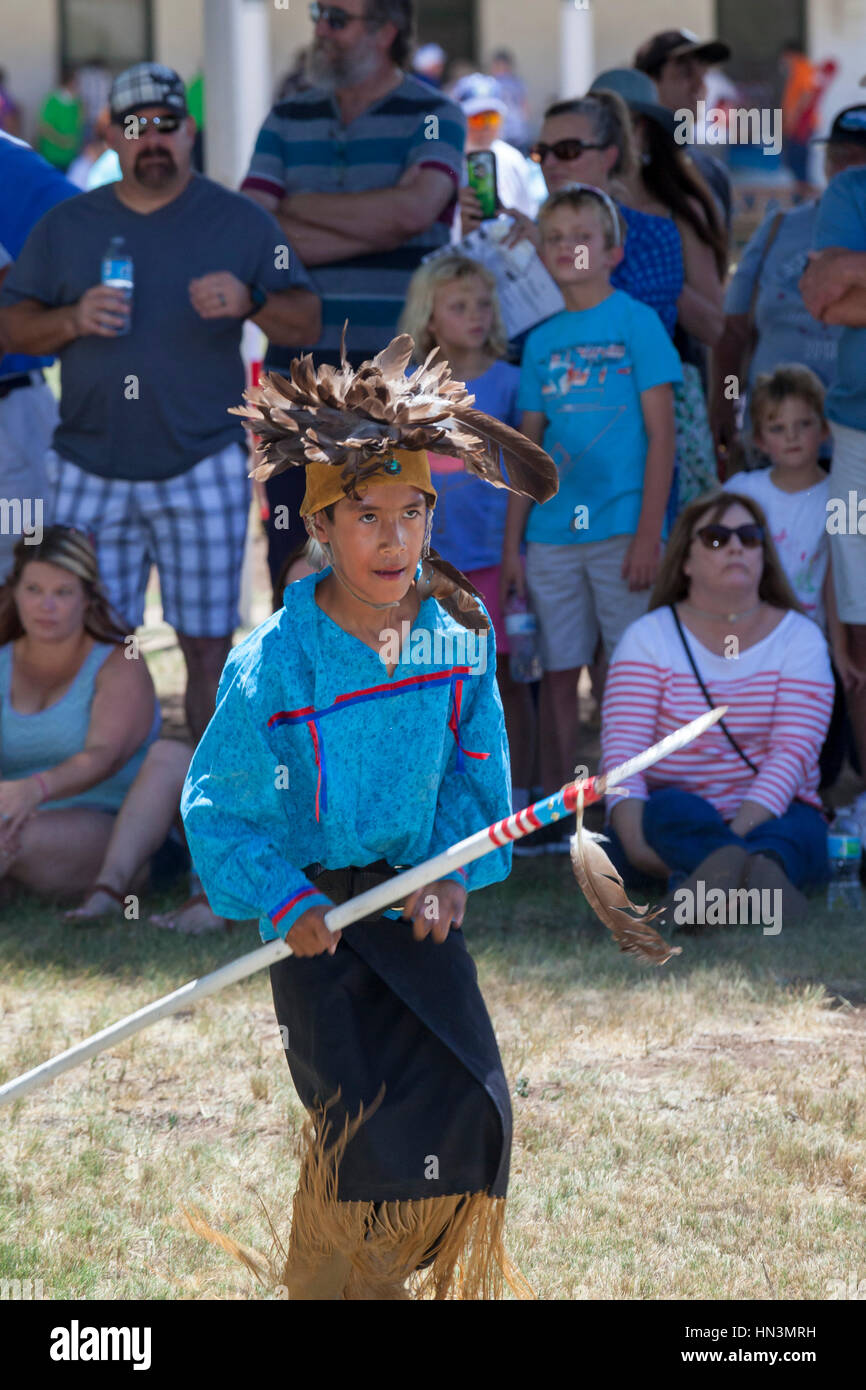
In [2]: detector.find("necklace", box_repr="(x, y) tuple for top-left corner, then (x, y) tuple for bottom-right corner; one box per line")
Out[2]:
(683, 600), (763, 623)
(322, 550), (417, 645)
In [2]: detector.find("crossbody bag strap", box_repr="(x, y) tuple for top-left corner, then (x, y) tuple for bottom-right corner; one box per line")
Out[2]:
(669, 604), (761, 775)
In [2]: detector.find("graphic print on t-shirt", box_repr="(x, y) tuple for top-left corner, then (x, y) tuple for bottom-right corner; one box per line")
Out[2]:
(539, 342), (632, 482)
(542, 342), (630, 396)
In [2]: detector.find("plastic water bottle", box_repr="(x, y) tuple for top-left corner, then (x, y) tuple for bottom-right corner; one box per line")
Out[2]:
(827, 811), (862, 911)
(101, 235), (133, 334)
(504, 592), (543, 683)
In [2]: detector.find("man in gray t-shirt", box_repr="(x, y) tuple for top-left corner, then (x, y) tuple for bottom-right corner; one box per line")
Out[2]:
(0, 63), (320, 741)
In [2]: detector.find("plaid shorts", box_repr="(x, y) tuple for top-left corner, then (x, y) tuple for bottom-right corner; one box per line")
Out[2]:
(46, 442), (251, 637)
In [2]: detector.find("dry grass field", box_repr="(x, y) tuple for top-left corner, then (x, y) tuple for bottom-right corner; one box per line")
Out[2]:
(2, 856), (865, 1301)
(2, 553), (865, 1301)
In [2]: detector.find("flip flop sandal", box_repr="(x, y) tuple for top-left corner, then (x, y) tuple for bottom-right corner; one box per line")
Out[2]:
(66, 882), (127, 926)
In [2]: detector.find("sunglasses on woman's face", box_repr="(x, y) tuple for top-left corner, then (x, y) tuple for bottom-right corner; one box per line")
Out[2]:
(309, 1), (364, 29)
(694, 522), (765, 550)
(530, 138), (608, 163)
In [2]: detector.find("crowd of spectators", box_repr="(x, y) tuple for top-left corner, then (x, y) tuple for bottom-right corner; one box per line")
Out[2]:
(0, 3), (864, 930)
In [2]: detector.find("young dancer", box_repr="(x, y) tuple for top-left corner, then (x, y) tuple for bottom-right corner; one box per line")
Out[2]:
(182, 332), (556, 1299)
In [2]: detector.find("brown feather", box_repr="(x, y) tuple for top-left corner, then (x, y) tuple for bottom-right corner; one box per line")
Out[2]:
(448, 403), (559, 501)
(229, 329), (559, 505)
(371, 334), (415, 380)
(415, 551), (491, 632)
(570, 792), (681, 966)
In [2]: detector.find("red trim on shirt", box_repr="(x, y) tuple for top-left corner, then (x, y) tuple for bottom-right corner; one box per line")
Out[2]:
(240, 174), (285, 199)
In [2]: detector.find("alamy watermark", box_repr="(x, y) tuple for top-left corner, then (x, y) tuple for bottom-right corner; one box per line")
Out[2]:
(378, 620), (488, 673)
(1, 1277), (49, 1299)
(826, 1272), (866, 1299)
(49, 1321), (151, 1370)
(0, 497), (43, 545)
(826, 491), (866, 535)
(671, 881), (782, 935)
(675, 102), (782, 158)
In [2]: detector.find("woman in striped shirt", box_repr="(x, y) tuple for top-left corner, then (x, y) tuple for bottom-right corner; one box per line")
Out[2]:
(600, 490), (834, 924)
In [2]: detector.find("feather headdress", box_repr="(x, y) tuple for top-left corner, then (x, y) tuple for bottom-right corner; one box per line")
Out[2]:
(230, 324), (559, 505)
(230, 325), (559, 631)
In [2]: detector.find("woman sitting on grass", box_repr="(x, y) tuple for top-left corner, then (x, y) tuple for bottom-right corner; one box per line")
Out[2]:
(0, 527), (219, 929)
(599, 492), (835, 927)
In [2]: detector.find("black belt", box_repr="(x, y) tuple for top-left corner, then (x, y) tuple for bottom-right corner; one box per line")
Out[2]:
(303, 858), (408, 923)
(0, 371), (43, 400)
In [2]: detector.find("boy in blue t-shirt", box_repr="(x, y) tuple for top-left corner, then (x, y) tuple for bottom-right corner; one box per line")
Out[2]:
(501, 185), (681, 821)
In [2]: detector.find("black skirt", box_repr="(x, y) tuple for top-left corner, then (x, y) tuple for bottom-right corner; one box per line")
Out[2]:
(269, 913), (511, 1204)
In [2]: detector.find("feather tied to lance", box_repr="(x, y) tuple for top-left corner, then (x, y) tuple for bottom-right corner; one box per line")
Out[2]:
(570, 785), (678, 967)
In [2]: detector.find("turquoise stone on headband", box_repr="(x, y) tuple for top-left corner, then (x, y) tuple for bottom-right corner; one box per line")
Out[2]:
(384, 457), (402, 474)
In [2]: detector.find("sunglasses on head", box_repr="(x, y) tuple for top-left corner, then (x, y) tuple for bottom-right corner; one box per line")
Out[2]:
(530, 138), (608, 163)
(310, 1), (365, 29)
(542, 181), (623, 247)
(121, 113), (182, 134)
(694, 522), (764, 550)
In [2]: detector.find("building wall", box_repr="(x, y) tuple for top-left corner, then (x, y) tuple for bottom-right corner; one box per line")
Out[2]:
(594, 0), (715, 73)
(5, 0), (864, 153)
(809, 0), (866, 125)
(3, 0), (57, 142)
(267, 2), (312, 98)
(477, 0), (715, 133)
(154, 0), (203, 81)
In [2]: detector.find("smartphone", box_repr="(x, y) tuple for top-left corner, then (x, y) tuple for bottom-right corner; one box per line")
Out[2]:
(466, 151), (498, 220)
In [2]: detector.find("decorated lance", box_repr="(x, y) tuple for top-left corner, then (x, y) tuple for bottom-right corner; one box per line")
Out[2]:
(0, 707), (726, 1108)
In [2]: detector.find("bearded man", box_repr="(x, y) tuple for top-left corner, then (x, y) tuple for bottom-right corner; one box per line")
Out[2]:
(241, 0), (466, 591)
(0, 62), (321, 743)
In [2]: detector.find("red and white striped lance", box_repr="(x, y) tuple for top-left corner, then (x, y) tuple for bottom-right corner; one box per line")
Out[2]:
(487, 705), (727, 848)
(0, 706), (725, 1107)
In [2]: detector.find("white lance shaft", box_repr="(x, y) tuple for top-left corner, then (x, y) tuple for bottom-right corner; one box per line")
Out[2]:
(0, 707), (725, 1106)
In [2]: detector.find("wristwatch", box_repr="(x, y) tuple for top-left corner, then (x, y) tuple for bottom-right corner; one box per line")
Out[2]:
(244, 283), (268, 319)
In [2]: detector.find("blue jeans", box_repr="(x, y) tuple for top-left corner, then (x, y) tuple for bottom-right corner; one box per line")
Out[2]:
(604, 788), (829, 893)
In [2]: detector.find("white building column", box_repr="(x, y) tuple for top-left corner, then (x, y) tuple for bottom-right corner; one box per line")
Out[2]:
(559, 0), (595, 102)
(203, 0), (271, 189)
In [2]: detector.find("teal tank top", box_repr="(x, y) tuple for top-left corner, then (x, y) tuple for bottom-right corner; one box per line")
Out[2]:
(0, 640), (161, 812)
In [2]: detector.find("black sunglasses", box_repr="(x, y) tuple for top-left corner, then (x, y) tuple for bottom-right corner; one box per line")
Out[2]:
(310, 2), (366, 29)
(530, 139), (609, 163)
(695, 523), (765, 550)
(121, 113), (183, 135)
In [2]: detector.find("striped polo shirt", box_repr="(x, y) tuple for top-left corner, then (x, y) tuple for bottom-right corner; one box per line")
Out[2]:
(241, 73), (465, 367)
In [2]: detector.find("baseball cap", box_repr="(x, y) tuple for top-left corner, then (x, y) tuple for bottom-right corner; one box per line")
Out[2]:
(812, 105), (866, 145)
(453, 73), (507, 119)
(634, 29), (731, 76)
(589, 68), (676, 137)
(109, 63), (187, 121)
